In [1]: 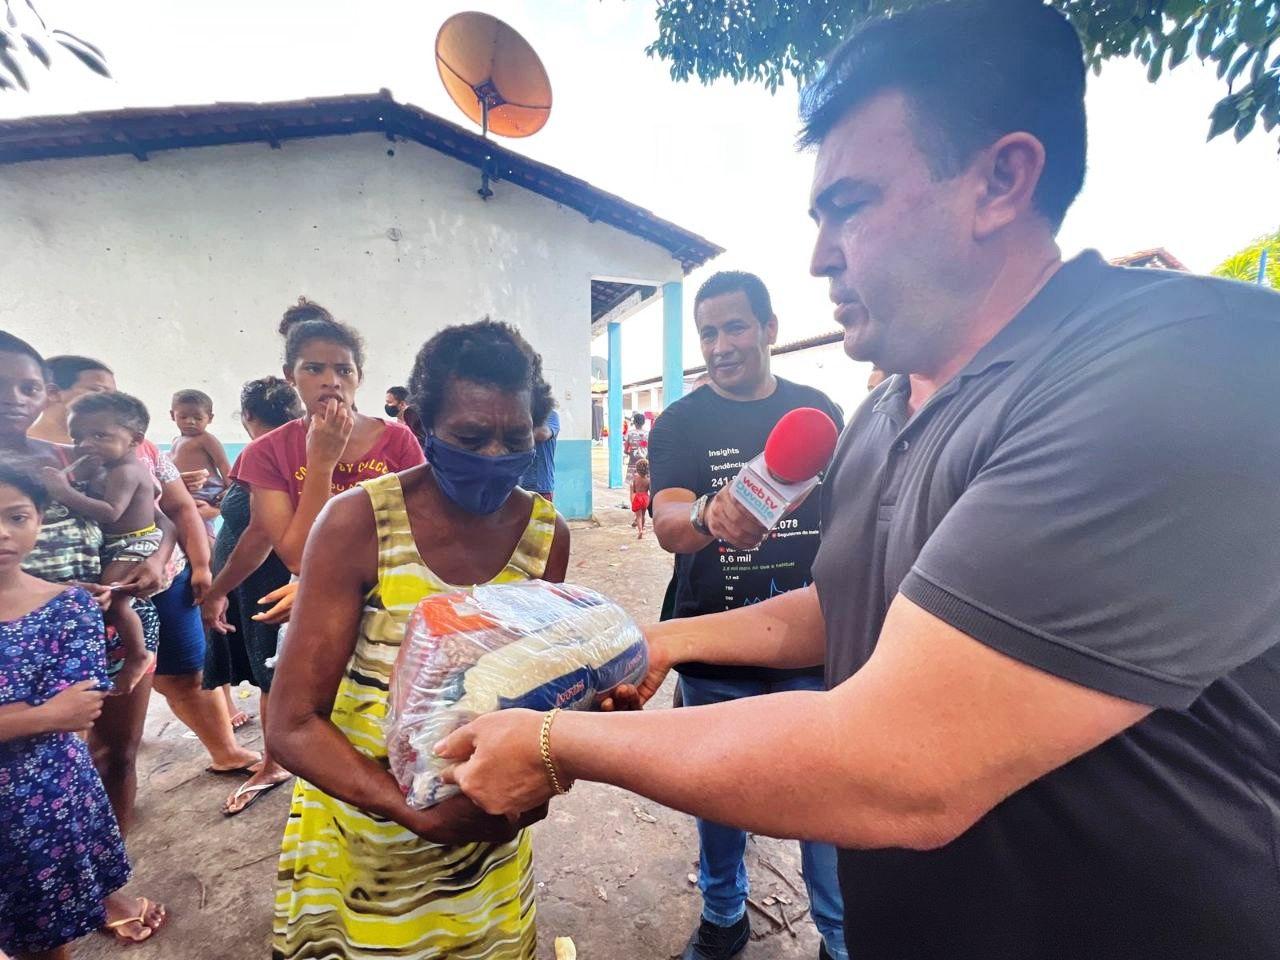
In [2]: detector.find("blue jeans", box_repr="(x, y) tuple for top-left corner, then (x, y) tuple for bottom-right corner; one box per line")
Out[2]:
(679, 673), (849, 960)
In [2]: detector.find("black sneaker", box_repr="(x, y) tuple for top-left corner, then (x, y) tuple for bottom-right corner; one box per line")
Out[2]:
(680, 915), (750, 960)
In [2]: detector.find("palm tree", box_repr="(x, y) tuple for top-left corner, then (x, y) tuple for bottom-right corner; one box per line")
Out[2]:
(1212, 230), (1280, 288)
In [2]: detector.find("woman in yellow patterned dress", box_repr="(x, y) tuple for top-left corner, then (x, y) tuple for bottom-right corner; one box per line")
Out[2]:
(268, 320), (570, 960)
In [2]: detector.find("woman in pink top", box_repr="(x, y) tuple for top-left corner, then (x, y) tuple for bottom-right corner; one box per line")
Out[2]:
(226, 299), (423, 810)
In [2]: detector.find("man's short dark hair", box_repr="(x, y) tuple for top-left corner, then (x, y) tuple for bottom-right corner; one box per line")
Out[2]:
(694, 271), (774, 325)
(68, 391), (150, 436)
(798, 0), (1087, 232)
(171, 389), (213, 413)
(45, 355), (114, 391)
(386, 386), (409, 402)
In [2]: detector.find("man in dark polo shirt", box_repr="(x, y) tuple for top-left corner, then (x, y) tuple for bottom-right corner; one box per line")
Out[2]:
(432, 3), (1280, 958)
(648, 269), (847, 960)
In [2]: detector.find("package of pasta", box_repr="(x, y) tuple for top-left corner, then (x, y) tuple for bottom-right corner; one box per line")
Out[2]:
(386, 580), (648, 809)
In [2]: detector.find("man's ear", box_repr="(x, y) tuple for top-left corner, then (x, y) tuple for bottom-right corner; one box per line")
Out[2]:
(973, 131), (1047, 240)
(764, 314), (780, 347)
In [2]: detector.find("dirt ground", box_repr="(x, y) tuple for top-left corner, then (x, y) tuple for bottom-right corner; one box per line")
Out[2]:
(77, 450), (821, 960)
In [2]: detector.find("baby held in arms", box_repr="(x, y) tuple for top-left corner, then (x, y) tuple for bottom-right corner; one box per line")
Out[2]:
(41, 392), (158, 694)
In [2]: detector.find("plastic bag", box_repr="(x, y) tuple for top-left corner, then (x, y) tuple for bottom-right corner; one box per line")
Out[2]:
(387, 580), (648, 809)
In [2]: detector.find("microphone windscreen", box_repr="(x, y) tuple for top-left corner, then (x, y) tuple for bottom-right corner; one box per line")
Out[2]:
(763, 408), (839, 484)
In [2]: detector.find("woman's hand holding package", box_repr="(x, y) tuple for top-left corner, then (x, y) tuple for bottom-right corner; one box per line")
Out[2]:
(399, 790), (549, 845)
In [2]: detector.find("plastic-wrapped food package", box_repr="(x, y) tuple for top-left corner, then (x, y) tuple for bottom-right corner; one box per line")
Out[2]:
(387, 580), (648, 809)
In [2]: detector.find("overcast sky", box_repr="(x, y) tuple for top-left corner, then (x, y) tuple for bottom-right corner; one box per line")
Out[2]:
(4, 0), (1277, 382)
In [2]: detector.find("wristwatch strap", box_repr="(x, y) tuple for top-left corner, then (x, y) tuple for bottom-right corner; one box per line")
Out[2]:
(691, 491), (715, 536)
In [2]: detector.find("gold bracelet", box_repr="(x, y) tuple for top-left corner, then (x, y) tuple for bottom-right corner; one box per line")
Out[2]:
(539, 708), (573, 796)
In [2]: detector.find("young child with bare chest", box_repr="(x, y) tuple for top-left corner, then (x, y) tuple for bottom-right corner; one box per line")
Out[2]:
(168, 389), (230, 532)
(40, 392), (157, 694)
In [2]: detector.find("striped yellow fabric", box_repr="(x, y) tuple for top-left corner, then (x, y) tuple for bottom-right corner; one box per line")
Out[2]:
(273, 472), (557, 960)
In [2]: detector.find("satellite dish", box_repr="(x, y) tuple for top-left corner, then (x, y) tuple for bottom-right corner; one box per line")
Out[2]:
(436, 13), (552, 138)
(435, 12), (552, 197)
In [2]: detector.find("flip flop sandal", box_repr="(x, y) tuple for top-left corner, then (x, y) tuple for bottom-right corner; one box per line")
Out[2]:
(223, 776), (290, 816)
(206, 757), (264, 775)
(102, 896), (163, 943)
(230, 712), (257, 731)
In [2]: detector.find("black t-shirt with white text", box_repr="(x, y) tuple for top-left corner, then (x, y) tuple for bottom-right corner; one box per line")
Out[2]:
(649, 378), (843, 682)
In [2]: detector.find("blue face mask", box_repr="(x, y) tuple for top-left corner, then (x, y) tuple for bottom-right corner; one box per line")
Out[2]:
(425, 434), (536, 515)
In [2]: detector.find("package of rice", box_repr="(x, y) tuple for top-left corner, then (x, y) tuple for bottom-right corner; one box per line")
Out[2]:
(386, 580), (648, 808)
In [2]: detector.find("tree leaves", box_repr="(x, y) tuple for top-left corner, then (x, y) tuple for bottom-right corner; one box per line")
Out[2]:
(0, 0), (108, 90)
(0, 33), (28, 90)
(1212, 227), (1280, 286)
(640, 0), (1280, 148)
(23, 33), (48, 67)
(53, 33), (109, 77)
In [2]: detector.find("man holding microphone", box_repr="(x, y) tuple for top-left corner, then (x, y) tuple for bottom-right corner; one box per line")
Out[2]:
(436, 2), (1280, 957)
(647, 270), (846, 960)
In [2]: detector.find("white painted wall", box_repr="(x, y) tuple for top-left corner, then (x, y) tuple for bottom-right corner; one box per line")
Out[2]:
(770, 341), (873, 424)
(0, 132), (684, 449)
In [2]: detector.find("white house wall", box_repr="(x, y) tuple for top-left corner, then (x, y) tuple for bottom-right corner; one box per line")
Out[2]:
(0, 131), (685, 517)
(770, 341), (873, 424)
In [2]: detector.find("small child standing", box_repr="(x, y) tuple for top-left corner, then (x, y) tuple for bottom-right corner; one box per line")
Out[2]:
(630, 458), (651, 539)
(168, 389), (231, 532)
(0, 464), (131, 960)
(39, 392), (156, 695)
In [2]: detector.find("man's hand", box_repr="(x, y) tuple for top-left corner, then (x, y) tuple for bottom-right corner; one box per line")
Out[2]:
(202, 592), (235, 634)
(110, 555), (167, 598)
(189, 564), (213, 607)
(704, 491), (769, 551)
(305, 398), (355, 469)
(398, 793), (549, 845)
(37, 679), (107, 734)
(252, 582), (296, 625)
(435, 709), (555, 818)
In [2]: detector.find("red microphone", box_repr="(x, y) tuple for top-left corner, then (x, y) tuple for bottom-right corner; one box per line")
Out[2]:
(728, 407), (839, 529)
(763, 407), (841, 484)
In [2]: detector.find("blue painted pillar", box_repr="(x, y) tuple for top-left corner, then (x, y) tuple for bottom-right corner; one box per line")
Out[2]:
(608, 321), (623, 488)
(662, 280), (684, 409)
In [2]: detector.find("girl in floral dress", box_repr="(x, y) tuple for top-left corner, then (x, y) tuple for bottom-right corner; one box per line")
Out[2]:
(0, 464), (130, 959)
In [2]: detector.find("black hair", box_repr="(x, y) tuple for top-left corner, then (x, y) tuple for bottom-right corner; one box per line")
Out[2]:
(44, 355), (113, 391)
(0, 462), (50, 514)
(0, 331), (46, 371)
(797, 0), (1087, 232)
(386, 386), (409, 402)
(408, 318), (554, 430)
(68, 391), (149, 436)
(694, 271), (773, 325)
(277, 297), (365, 373)
(171, 388), (213, 413)
(631, 412), (646, 429)
(240, 376), (303, 429)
